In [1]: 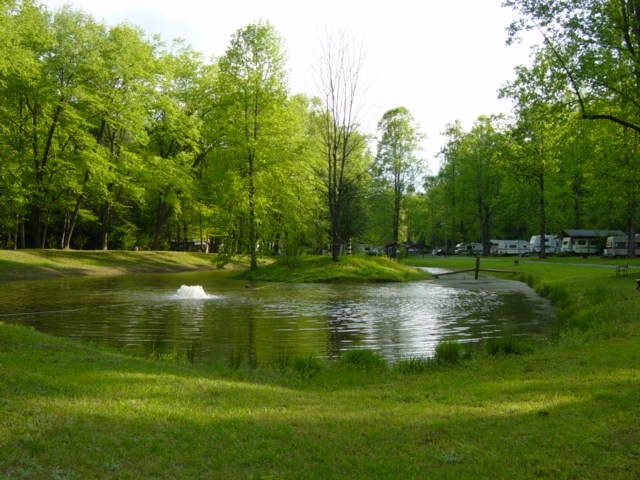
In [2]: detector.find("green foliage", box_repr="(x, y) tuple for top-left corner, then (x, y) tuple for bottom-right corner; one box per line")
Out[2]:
(433, 341), (468, 364)
(2, 0), (640, 271)
(336, 349), (387, 371)
(393, 356), (433, 374)
(292, 355), (323, 379)
(373, 107), (424, 249)
(484, 336), (533, 356)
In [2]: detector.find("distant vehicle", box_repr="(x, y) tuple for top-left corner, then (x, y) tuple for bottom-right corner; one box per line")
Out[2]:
(454, 242), (483, 255)
(529, 234), (561, 255)
(603, 234), (640, 257)
(354, 244), (383, 256)
(560, 229), (625, 255)
(490, 239), (529, 256)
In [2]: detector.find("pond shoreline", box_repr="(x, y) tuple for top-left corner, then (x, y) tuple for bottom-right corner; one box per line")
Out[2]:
(0, 251), (428, 283)
(1, 254), (639, 478)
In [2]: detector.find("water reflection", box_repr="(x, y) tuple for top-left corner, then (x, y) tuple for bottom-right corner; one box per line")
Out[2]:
(0, 269), (557, 365)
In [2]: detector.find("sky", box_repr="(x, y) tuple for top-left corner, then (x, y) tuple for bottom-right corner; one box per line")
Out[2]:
(41, 0), (537, 173)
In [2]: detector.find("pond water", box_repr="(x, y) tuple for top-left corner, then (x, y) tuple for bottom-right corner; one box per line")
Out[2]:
(0, 268), (557, 366)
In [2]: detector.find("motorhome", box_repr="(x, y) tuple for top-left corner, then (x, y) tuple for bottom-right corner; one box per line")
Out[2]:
(560, 229), (625, 255)
(529, 234), (561, 255)
(490, 239), (529, 256)
(603, 234), (640, 257)
(454, 242), (483, 255)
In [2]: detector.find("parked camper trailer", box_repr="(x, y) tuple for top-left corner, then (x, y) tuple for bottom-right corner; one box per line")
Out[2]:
(490, 239), (529, 256)
(560, 236), (600, 255)
(603, 234), (640, 257)
(529, 234), (561, 255)
(454, 242), (483, 255)
(560, 229), (624, 255)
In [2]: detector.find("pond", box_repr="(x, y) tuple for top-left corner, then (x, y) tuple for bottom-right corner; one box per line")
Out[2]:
(0, 268), (557, 366)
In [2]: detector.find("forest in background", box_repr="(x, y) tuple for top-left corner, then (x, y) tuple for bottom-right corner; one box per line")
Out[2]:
(1, 0), (639, 261)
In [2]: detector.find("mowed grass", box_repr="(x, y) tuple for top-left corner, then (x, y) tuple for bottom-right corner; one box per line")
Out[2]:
(0, 249), (224, 281)
(237, 255), (430, 283)
(1, 253), (640, 479)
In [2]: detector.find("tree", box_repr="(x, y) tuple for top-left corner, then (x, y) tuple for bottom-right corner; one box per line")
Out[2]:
(6, 6), (107, 248)
(578, 118), (640, 249)
(465, 116), (507, 253)
(373, 106), (423, 256)
(140, 41), (205, 250)
(500, 53), (571, 257)
(69, 21), (157, 250)
(505, 0), (640, 133)
(256, 94), (327, 256)
(0, 0), (46, 247)
(314, 31), (368, 261)
(432, 117), (508, 253)
(501, 0), (640, 253)
(506, 104), (564, 257)
(214, 22), (289, 269)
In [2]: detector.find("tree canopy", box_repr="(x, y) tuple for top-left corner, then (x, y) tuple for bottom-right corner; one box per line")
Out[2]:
(1, 0), (638, 259)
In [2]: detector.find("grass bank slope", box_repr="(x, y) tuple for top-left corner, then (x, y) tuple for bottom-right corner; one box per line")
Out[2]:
(237, 255), (430, 283)
(1, 255), (640, 478)
(0, 249), (224, 281)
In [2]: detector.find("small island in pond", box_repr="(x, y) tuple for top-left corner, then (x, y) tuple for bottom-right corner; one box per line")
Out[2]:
(236, 255), (431, 283)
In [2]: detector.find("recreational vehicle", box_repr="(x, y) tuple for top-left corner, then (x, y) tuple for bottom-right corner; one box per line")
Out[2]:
(560, 229), (625, 255)
(454, 242), (483, 255)
(490, 239), (529, 256)
(529, 234), (561, 255)
(603, 234), (640, 257)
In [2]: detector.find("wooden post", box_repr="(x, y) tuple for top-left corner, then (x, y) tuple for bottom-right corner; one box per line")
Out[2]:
(475, 256), (480, 280)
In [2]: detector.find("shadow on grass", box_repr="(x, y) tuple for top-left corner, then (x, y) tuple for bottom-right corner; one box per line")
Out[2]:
(0, 251), (220, 281)
(1, 322), (639, 479)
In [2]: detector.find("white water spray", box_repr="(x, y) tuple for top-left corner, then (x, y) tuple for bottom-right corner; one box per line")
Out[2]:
(175, 285), (214, 299)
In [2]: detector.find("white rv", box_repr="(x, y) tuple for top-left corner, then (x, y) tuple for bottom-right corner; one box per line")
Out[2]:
(603, 234), (640, 257)
(560, 229), (624, 255)
(529, 235), (561, 255)
(454, 242), (483, 255)
(560, 236), (600, 255)
(490, 239), (529, 256)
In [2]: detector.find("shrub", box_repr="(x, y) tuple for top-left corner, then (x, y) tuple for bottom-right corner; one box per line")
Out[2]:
(293, 355), (323, 379)
(485, 336), (533, 356)
(394, 356), (433, 374)
(337, 349), (387, 371)
(434, 341), (467, 364)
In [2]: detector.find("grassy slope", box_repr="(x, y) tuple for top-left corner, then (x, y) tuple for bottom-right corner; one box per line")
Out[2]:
(1, 253), (640, 479)
(237, 255), (430, 283)
(0, 249), (225, 281)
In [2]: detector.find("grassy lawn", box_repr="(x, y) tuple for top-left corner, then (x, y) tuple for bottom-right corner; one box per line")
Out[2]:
(237, 255), (430, 283)
(0, 249), (226, 281)
(1, 252), (639, 479)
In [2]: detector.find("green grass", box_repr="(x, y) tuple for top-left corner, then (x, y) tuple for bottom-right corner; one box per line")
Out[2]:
(0, 249), (228, 281)
(237, 255), (430, 283)
(1, 252), (640, 478)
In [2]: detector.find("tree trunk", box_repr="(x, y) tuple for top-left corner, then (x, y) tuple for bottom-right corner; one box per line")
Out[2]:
(391, 175), (401, 258)
(628, 197), (637, 258)
(538, 173), (547, 259)
(248, 152), (258, 270)
(101, 203), (112, 250)
(151, 198), (172, 251)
